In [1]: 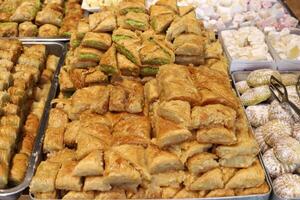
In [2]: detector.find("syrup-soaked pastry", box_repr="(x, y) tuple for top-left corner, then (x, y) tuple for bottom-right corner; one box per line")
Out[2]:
(0, 162), (8, 188)
(197, 127), (237, 145)
(104, 150), (142, 187)
(34, 191), (57, 199)
(246, 69), (281, 87)
(30, 161), (61, 193)
(245, 105), (269, 128)
(206, 189), (235, 197)
(221, 167), (237, 184)
(146, 144), (184, 174)
(64, 120), (80, 146)
(157, 64), (200, 105)
(187, 152), (219, 174)
(261, 119), (292, 147)
(154, 116), (192, 148)
(273, 173), (300, 199)
(19, 134), (35, 156)
(161, 187), (180, 198)
(55, 160), (82, 191)
(225, 160), (265, 189)
(219, 155), (256, 168)
(47, 148), (76, 164)
(262, 148), (297, 178)
(188, 168), (224, 191)
(191, 104), (236, 129)
(62, 191), (95, 199)
(235, 182), (269, 196)
(48, 108), (69, 129)
(151, 170), (185, 188)
(83, 176), (111, 192)
(173, 188), (198, 198)
(268, 101), (294, 123)
(112, 144), (150, 180)
(156, 100), (191, 128)
(0, 149), (10, 165)
(8, 153), (28, 185)
(88, 11), (116, 33)
(94, 188), (126, 199)
(43, 127), (65, 153)
(273, 136), (300, 165)
(235, 81), (250, 94)
(73, 150), (104, 177)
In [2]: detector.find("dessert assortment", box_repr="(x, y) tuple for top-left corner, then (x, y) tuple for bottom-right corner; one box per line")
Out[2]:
(0, 0), (83, 38)
(27, 0), (272, 199)
(235, 69), (300, 199)
(0, 0), (300, 200)
(0, 39), (60, 188)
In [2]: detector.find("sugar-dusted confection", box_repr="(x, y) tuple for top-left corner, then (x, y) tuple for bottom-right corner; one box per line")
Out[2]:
(273, 136), (300, 165)
(273, 173), (300, 199)
(281, 73), (298, 86)
(246, 69), (281, 87)
(262, 148), (297, 178)
(245, 105), (269, 128)
(253, 126), (269, 153)
(235, 81), (250, 94)
(261, 119), (292, 147)
(240, 85), (271, 106)
(268, 101), (294, 124)
(292, 122), (300, 142)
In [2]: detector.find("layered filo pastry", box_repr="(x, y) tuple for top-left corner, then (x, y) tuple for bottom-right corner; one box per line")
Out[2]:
(0, 39), (59, 189)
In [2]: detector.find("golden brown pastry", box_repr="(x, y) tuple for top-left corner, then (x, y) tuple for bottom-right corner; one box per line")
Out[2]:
(19, 134), (34, 156)
(48, 108), (69, 129)
(151, 170), (185, 188)
(109, 86), (126, 112)
(188, 168), (224, 191)
(43, 127), (65, 153)
(225, 160), (265, 189)
(23, 113), (39, 137)
(235, 182), (269, 196)
(219, 155), (256, 168)
(30, 161), (61, 193)
(104, 150), (141, 187)
(187, 152), (219, 174)
(206, 189), (235, 197)
(62, 191), (95, 199)
(197, 127), (237, 145)
(73, 150), (104, 176)
(0, 162), (8, 188)
(144, 79), (159, 103)
(8, 153), (28, 185)
(191, 104), (236, 129)
(147, 144), (184, 174)
(83, 176), (111, 192)
(55, 161), (82, 191)
(112, 144), (150, 180)
(47, 148), (76, 164)
(64, 120), (80, 146)
(95, 188), (126, 200)
(173, 188), (198, 198)
(34, 191), (57, 199)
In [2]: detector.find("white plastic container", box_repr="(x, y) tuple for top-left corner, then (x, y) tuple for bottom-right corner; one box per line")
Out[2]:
(219, 28), (276, 72)
(266, 28), (300, 71)
(81, 0), (100, 12)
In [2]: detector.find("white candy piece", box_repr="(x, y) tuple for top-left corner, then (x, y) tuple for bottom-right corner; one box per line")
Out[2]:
(221, 27), (272, 61)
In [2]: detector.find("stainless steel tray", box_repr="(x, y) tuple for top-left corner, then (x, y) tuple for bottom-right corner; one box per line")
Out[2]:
(0, 41), (66, 200)
(27, 64), (271, 200)
(231, 70), (300, 200)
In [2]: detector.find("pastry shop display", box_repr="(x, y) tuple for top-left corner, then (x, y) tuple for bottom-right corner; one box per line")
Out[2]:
(28, 1), (270, 196)
(234, 69), (300, 199)
(173, 0), (299, 31)
(0, 39), (60, 189)
(267, 28), (300, 60)
(221, 26), (273, 61)
(67, 0), (228, 79)
(0, 0), (83, 38)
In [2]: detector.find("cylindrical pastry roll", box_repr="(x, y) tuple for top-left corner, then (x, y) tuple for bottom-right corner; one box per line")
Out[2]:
(273, 173), (300, 199)
(245, 105), (269, 127)
(240, 85), (271, 106)
(268, 100), (294, 123)
(246, 69), (281, 87)
(261, 119), (292, 147)
(273, 136), (300, 165)
(262, 149), (297, 178)
(235, 80), (250, 94)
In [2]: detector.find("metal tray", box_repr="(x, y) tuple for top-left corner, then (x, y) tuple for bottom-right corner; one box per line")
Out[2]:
(231, 70), (300, 200)
(0, 41), (66, 200)
(266, 28), (300, 71)
(218, 28), (277, 72)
